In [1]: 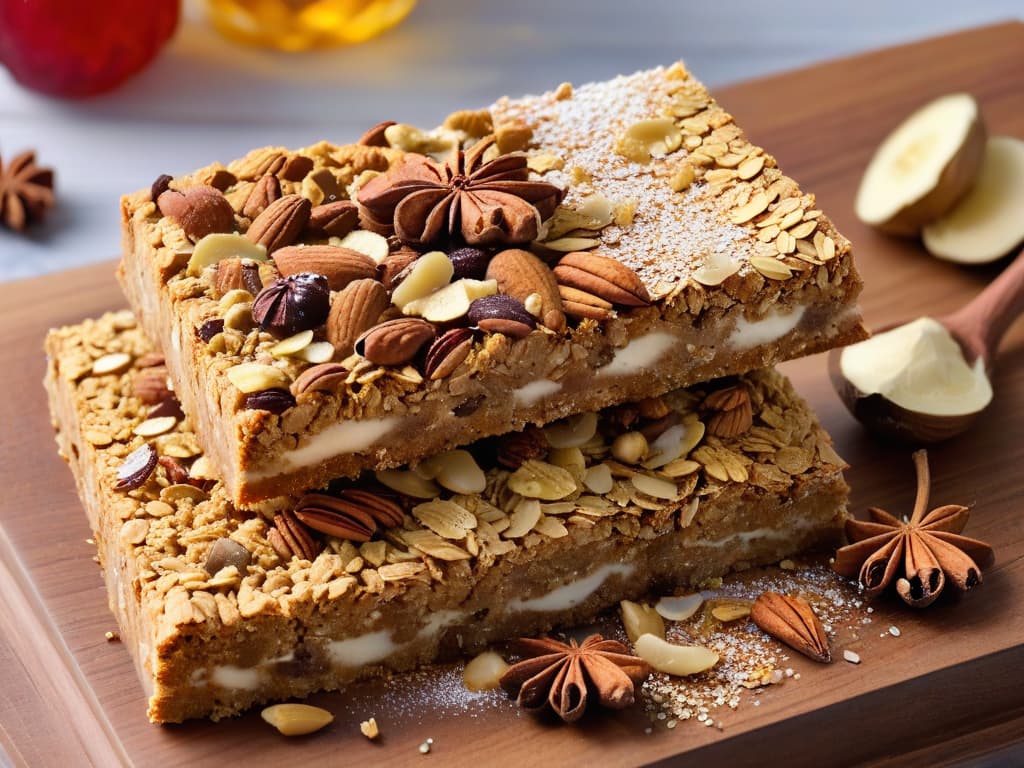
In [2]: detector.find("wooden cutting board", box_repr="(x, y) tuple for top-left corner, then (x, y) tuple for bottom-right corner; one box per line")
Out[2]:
(2, 23), (1023, 767)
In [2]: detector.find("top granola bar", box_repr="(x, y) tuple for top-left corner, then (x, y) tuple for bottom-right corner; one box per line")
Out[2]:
(118, 62), (865, 506)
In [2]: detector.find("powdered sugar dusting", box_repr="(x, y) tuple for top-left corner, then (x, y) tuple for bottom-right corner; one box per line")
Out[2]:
(492, 67), (760, 288)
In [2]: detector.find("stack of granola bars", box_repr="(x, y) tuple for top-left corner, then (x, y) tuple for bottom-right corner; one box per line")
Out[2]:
(45, 62), (866, 722)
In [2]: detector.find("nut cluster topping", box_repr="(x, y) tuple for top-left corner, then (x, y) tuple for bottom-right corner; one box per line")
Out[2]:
(356, 136), (563, 249)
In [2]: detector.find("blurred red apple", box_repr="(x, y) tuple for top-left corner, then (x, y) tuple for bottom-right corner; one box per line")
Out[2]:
(0, 0), (179, 97)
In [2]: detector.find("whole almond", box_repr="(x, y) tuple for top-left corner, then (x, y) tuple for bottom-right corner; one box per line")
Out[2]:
(553, 251), (651, 307)
(290, 362), (349, 396)
(242, 174), (281, 219)
(327, 279), (390, 358)
(424, 328), (475, 380)
(356, 317), (436, 367)
(306, 200), (359, 238)
(273, 245), (377, 291)
(557, 284), (613, 321)
(485, 248), (565, 332)
(157, 185), (235, 242)
(247, 194), (311, 253)
(380, 247), (420, 291)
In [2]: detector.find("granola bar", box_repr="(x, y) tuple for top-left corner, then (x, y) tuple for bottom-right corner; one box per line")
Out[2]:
(118, 62), (865, 506)
(46, 312), (849, 722)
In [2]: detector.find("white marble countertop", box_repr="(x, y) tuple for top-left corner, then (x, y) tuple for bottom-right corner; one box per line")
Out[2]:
(1, 0), (1019, 282)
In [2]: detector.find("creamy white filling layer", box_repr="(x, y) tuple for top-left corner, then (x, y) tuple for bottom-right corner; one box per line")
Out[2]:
(507, 563), (635, 613)
(514, 378), (562, 407)
(597, 332), (676, 378)
(728, 306), (806, 350)
(248, 416), (401, 480)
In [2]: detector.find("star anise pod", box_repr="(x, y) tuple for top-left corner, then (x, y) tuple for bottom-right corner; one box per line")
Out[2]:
(356, 136), (563, 249)
(833, 450), (994, 608)
(0, 149), (55, 231)
(499, 634), (651, 723)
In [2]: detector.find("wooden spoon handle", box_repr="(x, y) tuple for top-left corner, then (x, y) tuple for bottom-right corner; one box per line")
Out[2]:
(942, 248), (1024, 367)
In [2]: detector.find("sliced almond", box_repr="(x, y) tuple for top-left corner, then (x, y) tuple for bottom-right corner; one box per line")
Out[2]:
(634, 634), (718, 676)
(295, 341), (335, 364)
(411, 499), (477, 540)
(132, 416), (177, 437)
(544, 412), (598, 449)
(92, 353), (131, 376)
(691, 251), (740, 287)
(270, 330), (314, 357)
(419, 450), (487, 494)
(507, 460), (578, 500)
(402, 278), (497, 322)
(583, 463), (614, 494)
(729, 192), (770, 225)
(655, 593), (703, 621)
(337, 229), (390, 264)
(620, 600), (666, 644)
(643, 423), (686, 469)
(504, 497), (542, 537)
(375, 468), (441, 499)
(630, 473), (678, 500)
(226, 362), (289, 393)
(391, 250), (454, 309)
(188, 233), (268, 277)
(542, 236), (602, 252)
(749, 255), (794, 280)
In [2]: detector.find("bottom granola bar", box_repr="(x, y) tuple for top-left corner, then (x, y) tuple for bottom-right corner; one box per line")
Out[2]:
(45, 311), (849, 722)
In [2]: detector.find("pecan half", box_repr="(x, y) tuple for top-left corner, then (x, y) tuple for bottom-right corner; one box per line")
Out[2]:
(558, 284), (613, 321)
(242, 174), (281, 219)
(246, 194), (311, 253)
(355, 317), (436, 367)
(269, 510), (321, 562)
(424, 328), (475, 380)
(553, 251), (651, 307)
(294, 489), (404, 542)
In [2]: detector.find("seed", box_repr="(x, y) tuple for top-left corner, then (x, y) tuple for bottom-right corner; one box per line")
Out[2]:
(261, 703), (334, 736)
(92, 353), (132, 376)
(360, 717), (380, 740)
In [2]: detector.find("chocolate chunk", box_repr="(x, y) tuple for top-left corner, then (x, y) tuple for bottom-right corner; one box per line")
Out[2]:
(150, 174), (173, 206)
(198, 318), (225, 343)
(252, 273), (330, 337)
(115, 444), (158, 491)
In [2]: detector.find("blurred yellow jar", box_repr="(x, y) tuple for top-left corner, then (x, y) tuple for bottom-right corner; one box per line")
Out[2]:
(205, 0), (417, 51)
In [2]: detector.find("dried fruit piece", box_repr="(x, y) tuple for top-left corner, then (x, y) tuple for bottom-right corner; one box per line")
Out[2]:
(856, 93), (986, 235)
(115, 444), (158, 491)
(467, 294), (536, 338)
(243, 388), (295, 413)
(922, 136), (1024, 263)
(448, 246), (491, 280)
(252, 273), (331, 337)
(261, 703), (334, 736)
(751, 592), (831, 662)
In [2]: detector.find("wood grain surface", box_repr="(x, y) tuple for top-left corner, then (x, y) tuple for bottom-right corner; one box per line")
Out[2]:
(1, 23), (1023, 768)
